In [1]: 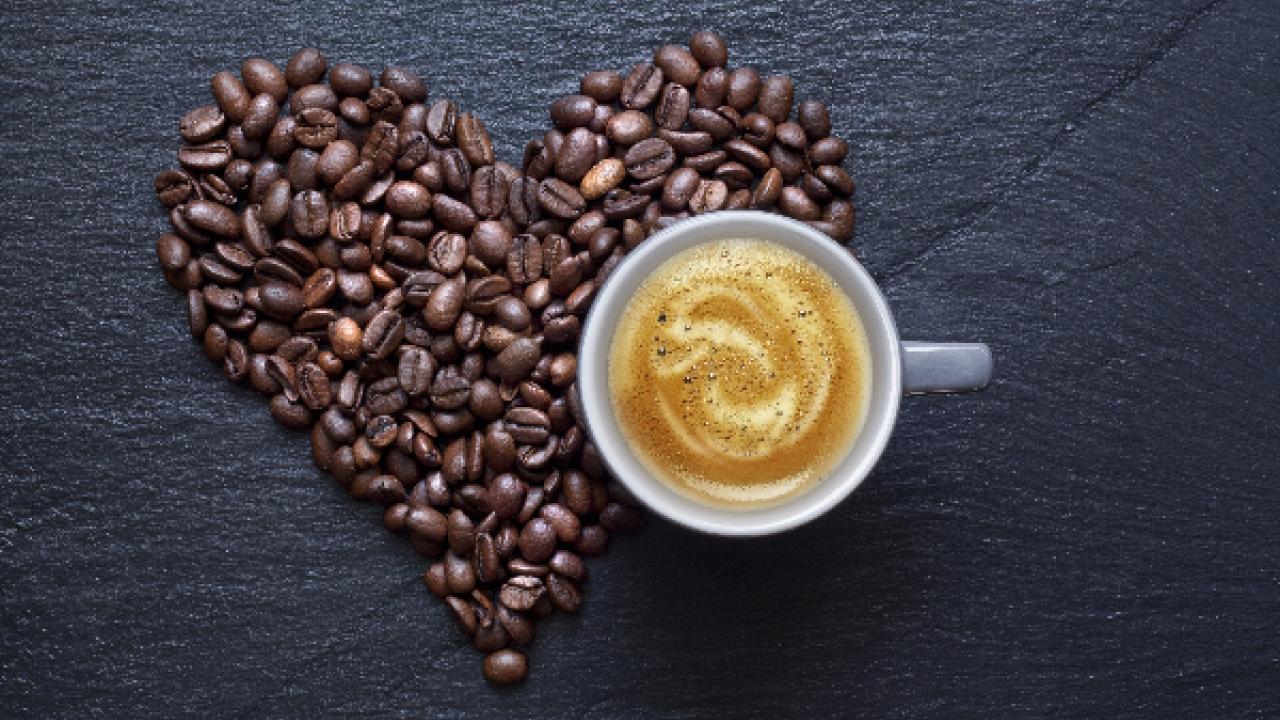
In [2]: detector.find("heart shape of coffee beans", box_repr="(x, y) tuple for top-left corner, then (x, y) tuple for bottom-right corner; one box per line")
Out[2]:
(152, 32), (856, 686)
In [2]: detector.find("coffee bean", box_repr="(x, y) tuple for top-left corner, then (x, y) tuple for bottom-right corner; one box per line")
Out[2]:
(681, 149), (726, 174)
(507, 177), (541, 226)
(179, 105), (226, 144)
(499, 575), (545, 612)
(423, 98), (457, 145)
(383, 180), (432, 219)
(758, 75), (794, 123)
(688, 179), (728, 214)
(504, 407), (550, 445)
(605, 110), (653, 146)
(810, 136), (848, 165)
(689, 31), (728, 68)
(652, 83), (692, 132)
(550, 94), (597, 130)
(815, 164), (855, 196)
(518, 518), (557, 563)
(210, 71), (250, 124)
(240, 58), (287, 102)
(240, 94), (279, 141)
(620, 62), (664, 109)
(775, 121), (807, 150)
(770, 142), (808, 181)
(723, 139), (771, 173)
(540, 503), (580, 544)
(455, 112), (494, 167)
(537, 178), (586, 220)
(725, 67), (761, 110)
(694, 67), (728, 109)
(657, 128), (713, 156)
(623, 138), (675, 181)
(800, 173), (834, 204)
(380, 66), (427, 103)
(433, 194), (477, 233)
(415, 278), (462, 332)
(654, 45), (701, 86)
(545, 573), (582, 613)
(482, 649), (527, 686)
(444, 550), (477, 594)
(752, 167), (784, 208)
(554, 128), (596, 184)
(575, 525), (609, 556)
(492, 337), (541, 386)
(796, 98), (832, 139)
(577, 158), (623, 201)
(714, 161), (754, 189)
(294, 107), (338, 150)
(285, 48), (327, 88)
(316, 140), (359, 187)
(778, 186), (821, 220)
(470, 166), (508, 220)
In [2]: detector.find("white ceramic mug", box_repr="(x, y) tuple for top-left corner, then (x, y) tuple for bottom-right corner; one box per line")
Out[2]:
(578, 211), (992, 536)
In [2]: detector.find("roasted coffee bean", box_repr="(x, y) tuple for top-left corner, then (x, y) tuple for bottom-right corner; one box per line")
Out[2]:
(687, 107), (735, 141)
(455, 112), (494, 167)
(492, 337), (541, 386)
(815, 164), (855, 196)
(499, 576), (545, 612)
(550, 94), (597, 130)
(365, 86), (404, 123)
(604, 109), (652, 146)
(580, 69), (623, 102)
(654, 45), (701, 86)
(554, 128), (596, 184)
(507, 177), (541, 226)
(362, 309), (404, 359)
(296, 362), (332, 410)
(537, 178), (586, 220)
(424, 277), (465, 331)
(241, 94), (279, 140)
(689, 30), (728, 68)
(433, 194), (477, 233)
(778, 185), (821, 220)
(397, 345), (435, 395)
(518, 518), (557, 563)
(470, 221), (512, 269)
(800, 172), (834, 204)
(575, 525), (609, 556)
(294, 107), (338, 150)
(290, 190), (329, 239)
(545, 573), (583, 613)
(540, 503), (580, 544)
(758, 75), (794, 123)
(774, 121), (807, 151)
(177, 140), (233, 172)
(724, 139), (771, 173)
(444, 550), (477, 594)
(154, 170), (196, 208)
(600, 502), (646, 533)
(237, 58), (287, 103)
(774, 132), (818, 179)
(506, 234), (543, 285)
(380, 66), (427, 103)
(469, 165), (508, 219)
(425, 99), (457, 145)
(623, 138), (675, 181)
(210, 71), (250, 124)
(182, 200), (241, 237)
(714, 161), (754, 189)
(156, 233), (191, 272)
(429, 373), (471, 410)
(504, 407), (551, 445)
(621, 62), (664, 110)
(284, 47), (326, 88)
(482, 649), (527, 686)
(654, 83), (691, 130)
(179, 105), (226, 144)
(694, 67), (728, 109)
(752, 167), (784, 208)
(688, 179), (728, 214)
(384, 180), (432, 219)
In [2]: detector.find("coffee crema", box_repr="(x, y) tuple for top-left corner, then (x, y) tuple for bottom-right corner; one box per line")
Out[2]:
(608, 238), (871, 509)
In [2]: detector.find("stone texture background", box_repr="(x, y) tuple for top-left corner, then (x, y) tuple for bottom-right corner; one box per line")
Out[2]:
(1, 1), (1277, 717)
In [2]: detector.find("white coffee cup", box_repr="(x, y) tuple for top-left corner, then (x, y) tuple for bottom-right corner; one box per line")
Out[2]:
(578, 211), (992, 536)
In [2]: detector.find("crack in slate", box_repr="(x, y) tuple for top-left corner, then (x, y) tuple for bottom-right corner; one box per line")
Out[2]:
(881, 0), (1231, 288)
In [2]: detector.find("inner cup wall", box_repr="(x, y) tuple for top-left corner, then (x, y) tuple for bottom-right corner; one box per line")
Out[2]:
(579, 212), (901, 536)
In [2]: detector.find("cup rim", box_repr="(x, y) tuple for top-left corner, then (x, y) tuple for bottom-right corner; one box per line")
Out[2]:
(578, 211), (902, 535)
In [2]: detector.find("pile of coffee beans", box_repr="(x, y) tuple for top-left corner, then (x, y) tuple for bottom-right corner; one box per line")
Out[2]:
(152, 33), (856, 686)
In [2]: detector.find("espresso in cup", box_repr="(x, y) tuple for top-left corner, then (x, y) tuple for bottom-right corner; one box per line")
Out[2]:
(608, 238), (871, 510)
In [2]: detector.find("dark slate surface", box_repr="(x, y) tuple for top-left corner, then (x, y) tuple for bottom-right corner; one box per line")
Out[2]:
(1, 1), (1277, 717)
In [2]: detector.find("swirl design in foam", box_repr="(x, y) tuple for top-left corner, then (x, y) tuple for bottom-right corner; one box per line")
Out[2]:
(609, 238), (870, 509)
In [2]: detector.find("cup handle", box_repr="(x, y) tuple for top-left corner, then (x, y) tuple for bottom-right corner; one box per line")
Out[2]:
(900, 341), (993, 395)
